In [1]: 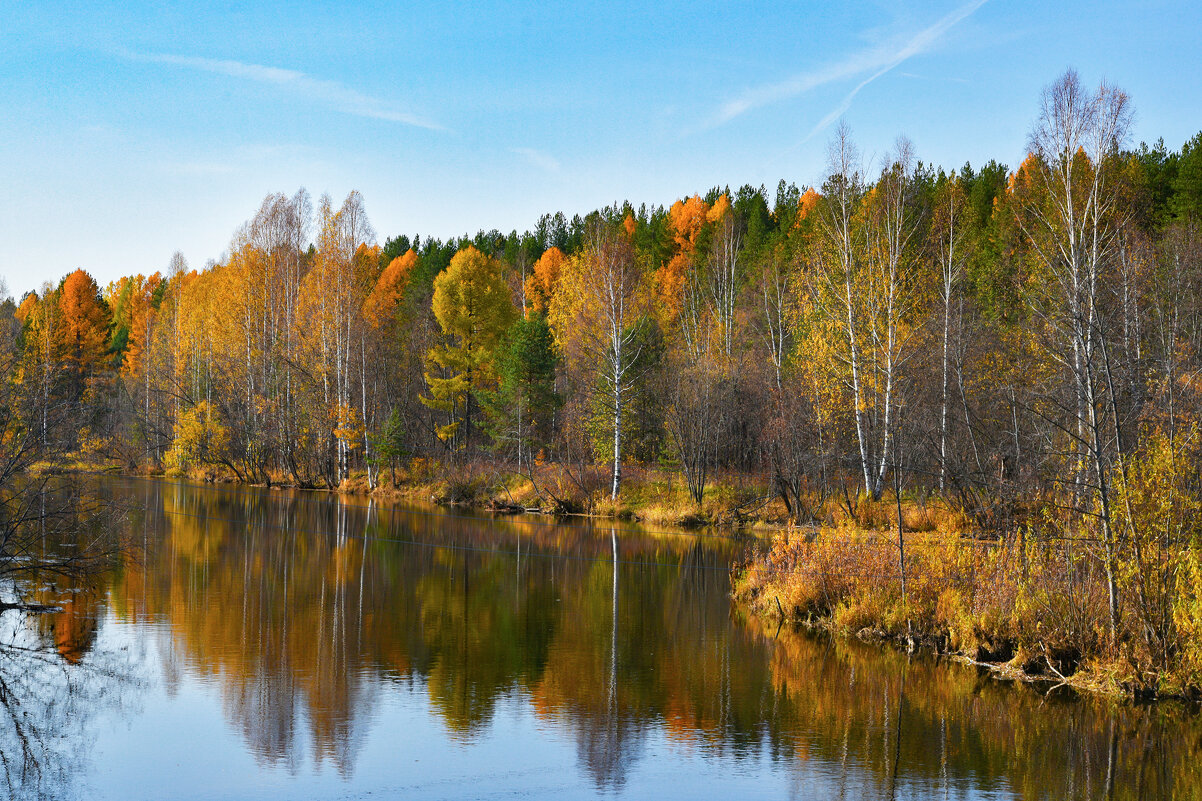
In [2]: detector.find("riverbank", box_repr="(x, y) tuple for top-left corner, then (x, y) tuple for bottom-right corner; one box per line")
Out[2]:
(732, 526), (1202, 702)
(61, 453), (979, 537)
(28, 474), (1202, 800)
(45, 453), (1202, 702)
(41, 452), (823, 531)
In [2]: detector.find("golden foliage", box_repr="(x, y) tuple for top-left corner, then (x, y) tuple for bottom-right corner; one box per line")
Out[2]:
(655, 194), (711, 319)
(706, 193), (730, 224)
(423, 246), (516, 444)
(164, 400), (230, 475)
(332, 403), (365, 449)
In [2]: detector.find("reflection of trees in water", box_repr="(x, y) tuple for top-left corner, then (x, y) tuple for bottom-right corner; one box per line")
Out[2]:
(221, 658), (302, 773)
(0, 476), (137, 801)
(111, 480), (748, 786)
(0, 608), (140, 801)
(748, 617), (1202, 801)
(574, 712), (646, 791)
(0, 480), (131, 611)
(573, 529), (645, 790)
(136, 484), (378, 776)
(31, 575), (103, 665)
(96, 478), (1202, 799)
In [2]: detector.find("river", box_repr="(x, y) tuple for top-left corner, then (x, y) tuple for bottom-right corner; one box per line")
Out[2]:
(2, 477), (1197, 799)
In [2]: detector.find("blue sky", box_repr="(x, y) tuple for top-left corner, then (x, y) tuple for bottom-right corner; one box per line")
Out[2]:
(2, 0), (1199, 297)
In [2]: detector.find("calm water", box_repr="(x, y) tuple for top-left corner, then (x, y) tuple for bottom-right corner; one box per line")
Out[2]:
(3, 477), (1198, 800)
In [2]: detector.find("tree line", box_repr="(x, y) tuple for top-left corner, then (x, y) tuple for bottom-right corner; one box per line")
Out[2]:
(4, 70), (1202, 547)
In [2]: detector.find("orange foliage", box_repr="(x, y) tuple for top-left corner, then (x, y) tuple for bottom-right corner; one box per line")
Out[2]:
(525, 246), (566, 314)
(354, 243), (383, 284)
(706, 193), (730, 224)
(655, 253), (691, 319)
(364, 249), (418, 326)
(668, 194), (709, 250)
(623, 212), (637, 239)
(15, 293), (37, 324)
(57, 269), (108, 371)
(1009, 152), (1042, 193)
(797, 187), (821, 221)
(125, 273), (162, 376)
(656, 194), (712, 319)
(52, 589), (101, 664)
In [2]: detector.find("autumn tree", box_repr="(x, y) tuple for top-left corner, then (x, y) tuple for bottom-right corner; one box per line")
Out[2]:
(524, 246), (566, 314)
(16, 284), (78, 446)
(664, 351), (723, 505)
(705, 195), (744, 362)
(245, 190), (312, 482)
(931, 172), (971, 491)
(57, 269), (108, 376)
(754, 245), (793, 392)
(422, 245), (516, 449)
(300, 191), (376, 484)
(804, 128), (930, 501)
(365, 248), (417, 326)
(549, 218), (650, 499)
(1012, 69), (1135, 646)
(103, 272), (164, 464)
(163, 400), (235, 479)
(656, 195), (709, 321)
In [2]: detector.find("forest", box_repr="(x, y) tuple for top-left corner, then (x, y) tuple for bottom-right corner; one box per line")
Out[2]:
(5, 70), (1202, 693)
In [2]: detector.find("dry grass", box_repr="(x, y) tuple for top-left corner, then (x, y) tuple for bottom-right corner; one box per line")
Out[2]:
(733, 521), (1202, 697)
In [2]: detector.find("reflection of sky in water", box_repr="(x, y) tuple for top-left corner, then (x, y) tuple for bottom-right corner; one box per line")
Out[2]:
(0, 607), (141, 801)
(86, 616), (808, 800)
(8, 477), (1198, 800)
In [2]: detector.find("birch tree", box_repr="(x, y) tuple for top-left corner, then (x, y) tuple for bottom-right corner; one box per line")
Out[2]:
(931, 173), (970, 490)
(549, 218), (649, 499)
(814, 126), (923, 500)
(706, 196), (743, 363)
(1013, 69), (1134, 646)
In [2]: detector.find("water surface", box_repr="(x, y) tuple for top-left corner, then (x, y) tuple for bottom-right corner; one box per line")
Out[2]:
(4, 477), (1198, 800)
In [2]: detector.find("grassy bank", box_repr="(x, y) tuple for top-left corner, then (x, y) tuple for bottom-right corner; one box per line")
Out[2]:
(42, 450), (803, 529)
(50, 447), (1202, 703)
(284, 459), (791, 530)
(733, 519), (1202, 701)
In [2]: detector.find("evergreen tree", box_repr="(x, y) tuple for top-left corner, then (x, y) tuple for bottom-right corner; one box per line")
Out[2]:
(484, 313), (560, 471)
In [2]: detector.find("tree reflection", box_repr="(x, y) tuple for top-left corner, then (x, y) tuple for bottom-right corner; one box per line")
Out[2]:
(569, 528), (646, 790)
(747, 615), (1202, 800)
(94, 479), (1202, 798)
(0, 475), (138, 801)
(0, 606), (140, 801)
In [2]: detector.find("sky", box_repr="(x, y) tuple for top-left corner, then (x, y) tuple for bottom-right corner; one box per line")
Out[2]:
(2, 0), (1200, 298)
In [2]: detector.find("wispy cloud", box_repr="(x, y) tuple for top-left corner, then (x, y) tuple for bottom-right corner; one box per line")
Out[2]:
(710, 0), (987, 129)
(712, 51), (885, 128)
(512, 147), (560, 173)
(802, 0), (986, 142)
(124, 51), (446, 131)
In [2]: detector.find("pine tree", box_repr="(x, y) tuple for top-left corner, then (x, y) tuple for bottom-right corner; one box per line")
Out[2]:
(483, 313), (560, 471)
